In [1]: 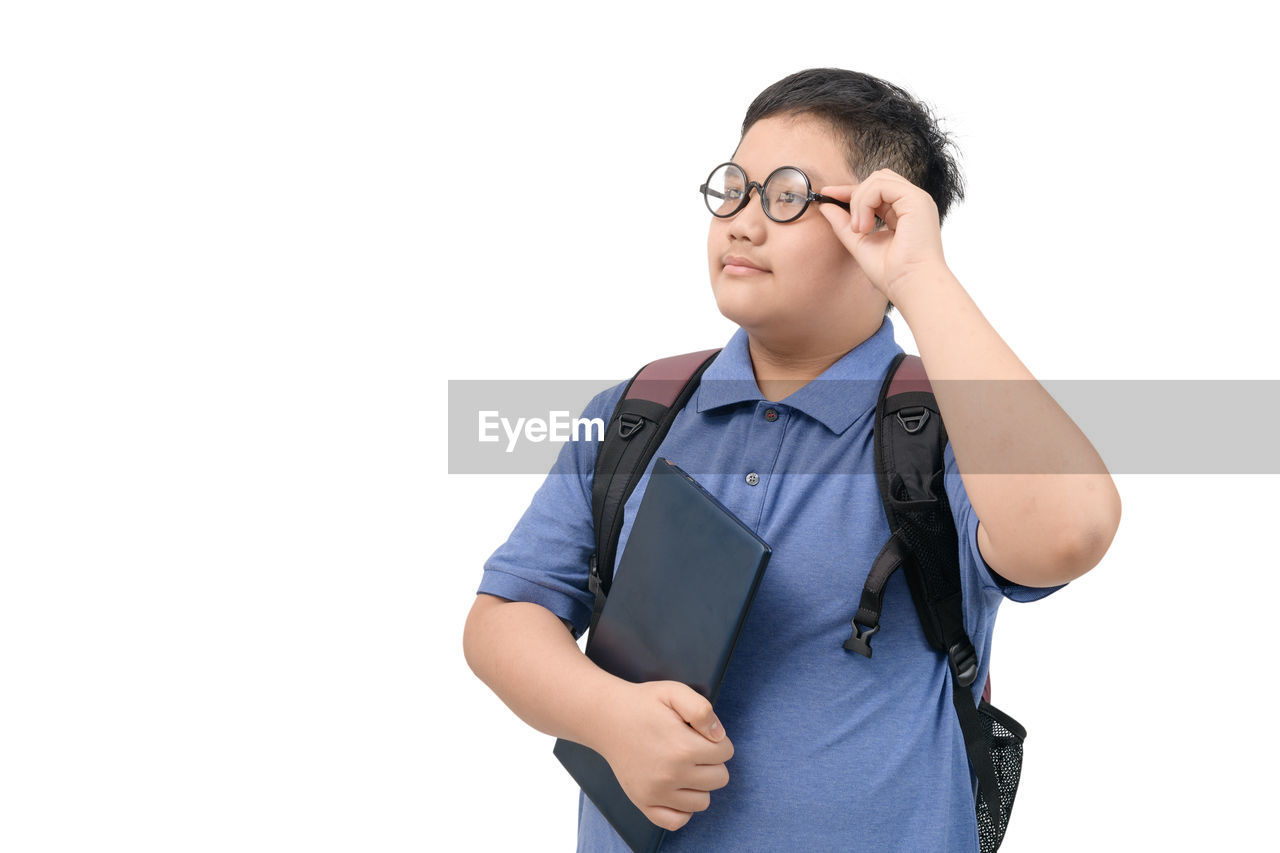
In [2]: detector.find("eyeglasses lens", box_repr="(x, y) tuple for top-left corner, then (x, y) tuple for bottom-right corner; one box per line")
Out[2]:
(761, 168), (809, 222)
(704, 164), (747, 217)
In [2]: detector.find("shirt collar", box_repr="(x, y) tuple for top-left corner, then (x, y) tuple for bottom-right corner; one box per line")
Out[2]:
(694, 316), (904, 435)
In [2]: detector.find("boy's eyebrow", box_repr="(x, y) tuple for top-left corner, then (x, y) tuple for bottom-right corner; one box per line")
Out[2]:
(802, 166), (833, 187)
(735, 161), (833, 187)
(791, 162), (855, 188)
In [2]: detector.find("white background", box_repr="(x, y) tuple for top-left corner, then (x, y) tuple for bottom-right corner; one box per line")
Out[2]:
(2, 2), (1278, 851)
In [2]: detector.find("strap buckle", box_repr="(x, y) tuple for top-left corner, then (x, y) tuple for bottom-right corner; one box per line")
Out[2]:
(947, 640), (979, 687)
(843, 621), (879, 658)
(618, 413), (645, 439)
(588, 553), (603, 597)
(896, 406), (930, 435)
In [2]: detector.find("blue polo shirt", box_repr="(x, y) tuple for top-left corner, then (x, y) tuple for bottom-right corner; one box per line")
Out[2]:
(478, 317), (1058, 852)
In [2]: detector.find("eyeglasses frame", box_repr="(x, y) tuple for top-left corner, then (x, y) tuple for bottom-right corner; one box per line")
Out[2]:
(699, 161), (852, 223)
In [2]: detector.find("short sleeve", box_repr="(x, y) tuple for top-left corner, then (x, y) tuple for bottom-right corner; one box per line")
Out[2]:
(943, 441), (1065, 603)
(476, 381), (628, 638)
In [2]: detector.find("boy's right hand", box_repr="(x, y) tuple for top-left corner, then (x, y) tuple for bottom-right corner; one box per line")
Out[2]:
(593, 680), (734, 832)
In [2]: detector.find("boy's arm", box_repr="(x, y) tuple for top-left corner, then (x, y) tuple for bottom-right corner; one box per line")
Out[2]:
(462, 593), (734, 832)
(891, 269), (1120, 588)
(820, 172), (1122, 588)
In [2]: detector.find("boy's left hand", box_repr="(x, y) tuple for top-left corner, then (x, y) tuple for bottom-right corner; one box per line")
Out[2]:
(818, 170), (950, 305)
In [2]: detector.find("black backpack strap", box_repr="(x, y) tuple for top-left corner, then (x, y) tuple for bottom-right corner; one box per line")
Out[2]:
(587, 348), (720, 635)
(845, 352), (1003, 831)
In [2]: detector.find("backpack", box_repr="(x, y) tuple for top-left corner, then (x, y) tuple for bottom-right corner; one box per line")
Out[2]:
(586, 348), (1027, 853)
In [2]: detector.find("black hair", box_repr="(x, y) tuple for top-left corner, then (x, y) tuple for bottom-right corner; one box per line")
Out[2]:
(743, 69), (964, 315)
(743, 68), (965, 223)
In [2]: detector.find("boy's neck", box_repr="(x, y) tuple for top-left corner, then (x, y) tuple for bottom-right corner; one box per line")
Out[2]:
(746, 314), (884, 403)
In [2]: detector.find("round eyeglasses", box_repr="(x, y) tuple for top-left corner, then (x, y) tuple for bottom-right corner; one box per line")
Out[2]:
(699, 162), (851, 223)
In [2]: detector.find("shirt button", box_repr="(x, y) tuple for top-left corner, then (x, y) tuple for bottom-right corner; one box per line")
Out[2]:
(764, 407), (778, 422)
(745, 472), (760, 486)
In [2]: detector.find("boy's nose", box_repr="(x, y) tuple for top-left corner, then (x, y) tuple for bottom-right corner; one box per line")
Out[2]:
(727, 190), (769, 243)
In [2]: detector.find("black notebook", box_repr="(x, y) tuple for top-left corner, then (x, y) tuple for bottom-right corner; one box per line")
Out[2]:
(553, 458), (772, 853)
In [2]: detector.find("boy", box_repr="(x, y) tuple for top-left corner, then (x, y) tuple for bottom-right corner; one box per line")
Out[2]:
(464, 68), (1120, 851)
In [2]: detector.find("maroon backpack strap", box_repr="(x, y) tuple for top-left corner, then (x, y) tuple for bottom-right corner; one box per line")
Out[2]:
(623, 349), (723, 406)
(586, 349), (721, 636)
(885, 352), (932, 396)
(878, 356), (994, 699)
(848, 352), (1005, 834)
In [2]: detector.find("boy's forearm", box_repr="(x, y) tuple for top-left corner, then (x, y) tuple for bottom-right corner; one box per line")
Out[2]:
(892, 269), (1122, 585)
(463, 594), (624, 751)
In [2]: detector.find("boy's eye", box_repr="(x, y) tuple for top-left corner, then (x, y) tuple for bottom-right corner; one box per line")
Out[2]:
(775, 191), (801, 204)
(725, 187), (745, 201)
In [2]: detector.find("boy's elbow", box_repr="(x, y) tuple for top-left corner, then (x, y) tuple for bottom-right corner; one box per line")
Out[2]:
(463, 593), (506, 677)
(1053, 489), (1122, 583)
(999, 486), (1121, 588)
(463, 594), (577, 678)
(1083, 480), (1122, 567)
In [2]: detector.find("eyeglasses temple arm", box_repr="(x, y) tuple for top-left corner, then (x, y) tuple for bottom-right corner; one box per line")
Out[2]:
(813, 193), (851, 212)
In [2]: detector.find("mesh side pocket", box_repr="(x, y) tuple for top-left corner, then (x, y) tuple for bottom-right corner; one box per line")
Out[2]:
(975, 700), (1026, 853)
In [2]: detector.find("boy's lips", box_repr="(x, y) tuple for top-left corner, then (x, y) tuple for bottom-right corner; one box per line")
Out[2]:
(722, 255), (769, 275)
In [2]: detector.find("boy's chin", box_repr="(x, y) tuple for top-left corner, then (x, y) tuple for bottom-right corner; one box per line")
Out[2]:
(712, 296), (779, 333)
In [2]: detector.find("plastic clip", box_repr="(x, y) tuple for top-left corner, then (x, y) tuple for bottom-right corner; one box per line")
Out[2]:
(897, 407), (930, 435)
(844, 621), (880, 658)
(947, 640), (979, 687)
(588, 553), (603, 597)
(618, 413), (645, 439)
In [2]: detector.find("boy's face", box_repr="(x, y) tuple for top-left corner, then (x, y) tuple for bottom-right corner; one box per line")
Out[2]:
(707, 114), (885, 341)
